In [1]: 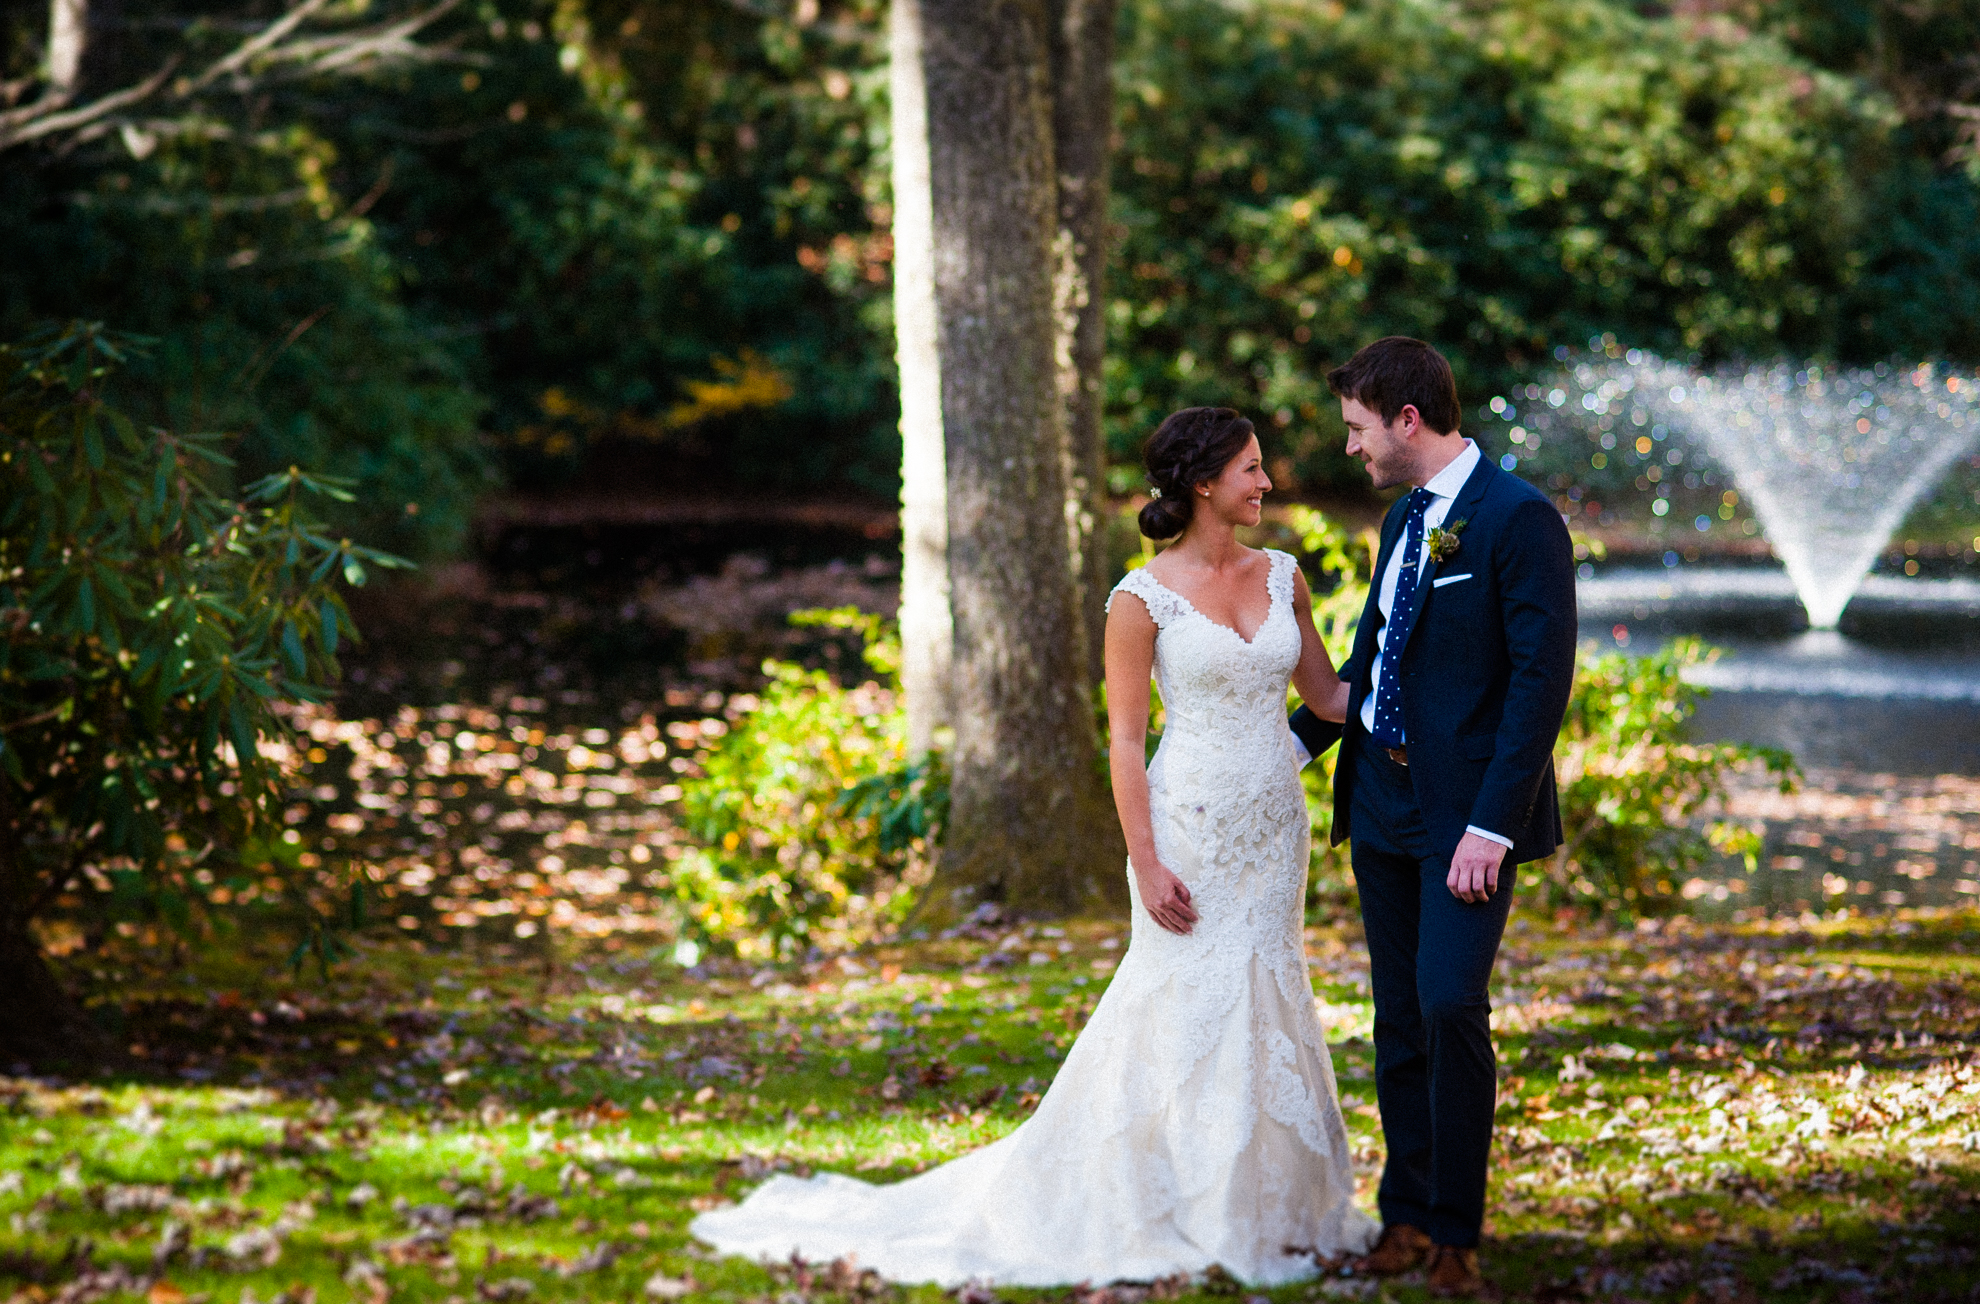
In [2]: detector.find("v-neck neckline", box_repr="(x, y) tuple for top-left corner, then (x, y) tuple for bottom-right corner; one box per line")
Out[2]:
(1141, 552), (1281, 647)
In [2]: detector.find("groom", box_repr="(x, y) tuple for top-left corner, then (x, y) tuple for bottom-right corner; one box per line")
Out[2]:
(1290, 337), (1575, 1295)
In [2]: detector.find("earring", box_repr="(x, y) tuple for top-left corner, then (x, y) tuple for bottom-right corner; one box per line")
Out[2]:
(1199, 488), (1209, 497)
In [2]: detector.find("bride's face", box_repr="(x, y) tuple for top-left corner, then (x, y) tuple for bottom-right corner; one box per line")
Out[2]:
(1195, 435), (1271, 528)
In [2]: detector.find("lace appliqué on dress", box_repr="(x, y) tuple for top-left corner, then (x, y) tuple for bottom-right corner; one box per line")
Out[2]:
(1105, 564), (1194, 628)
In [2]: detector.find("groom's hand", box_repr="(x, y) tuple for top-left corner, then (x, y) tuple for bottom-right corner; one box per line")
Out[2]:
(1447, 833), (1508, 903)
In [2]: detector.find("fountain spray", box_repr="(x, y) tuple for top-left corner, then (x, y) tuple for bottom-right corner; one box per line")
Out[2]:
(1545, 356), (1980, 628)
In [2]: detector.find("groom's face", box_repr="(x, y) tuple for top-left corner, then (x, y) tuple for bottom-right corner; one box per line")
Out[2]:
(1341, 396), (1417, 490)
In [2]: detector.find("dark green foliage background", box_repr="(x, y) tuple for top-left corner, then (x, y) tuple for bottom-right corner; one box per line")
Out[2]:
(3, 0), (1978, 540)
(1104, 0), (1980, 486)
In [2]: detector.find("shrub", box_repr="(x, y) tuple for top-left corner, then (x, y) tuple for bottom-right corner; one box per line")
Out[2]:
(0, 325), (402, 1060)
(1284, 505), (1375, 910)
(1549, 639), (1795, 915)
(674, 608), (942, 961)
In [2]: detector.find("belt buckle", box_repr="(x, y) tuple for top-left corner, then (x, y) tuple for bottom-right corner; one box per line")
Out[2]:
(1385, 746), (1409, 767)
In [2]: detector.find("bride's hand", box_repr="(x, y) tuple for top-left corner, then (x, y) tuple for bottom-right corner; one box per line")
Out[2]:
(1135, 860), (1198, 935)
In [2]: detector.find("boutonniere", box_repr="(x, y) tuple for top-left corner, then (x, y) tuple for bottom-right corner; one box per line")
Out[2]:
(1425, 518), (1467, 563)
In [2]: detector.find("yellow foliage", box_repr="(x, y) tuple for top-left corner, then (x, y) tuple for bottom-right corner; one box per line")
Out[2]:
(660, 350), (793, 431)
(510, 352), (791, 453)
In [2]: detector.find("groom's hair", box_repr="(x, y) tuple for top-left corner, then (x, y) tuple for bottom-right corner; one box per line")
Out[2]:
(1327, 337), (1462, 435)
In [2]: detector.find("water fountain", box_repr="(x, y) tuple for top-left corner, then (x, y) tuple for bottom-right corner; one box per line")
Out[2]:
(1547, 353), (1980, 627)
(1494, 352), (1980, 908)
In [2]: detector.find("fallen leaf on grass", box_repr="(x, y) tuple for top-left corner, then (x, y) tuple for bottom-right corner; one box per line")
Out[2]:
(549, 1243), (624, 1277)
(152, 1221), (190, 1268)
(375, 1231), (454, 1267)
(222, 1227), (282, 1268)
(100, 1185), (176, 1215)
(723, 1154), (779, 1181)
(343, 1260), (389, 1304)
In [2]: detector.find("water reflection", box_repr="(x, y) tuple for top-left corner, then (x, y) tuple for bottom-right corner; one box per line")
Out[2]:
(1576, 565), (1980, 916)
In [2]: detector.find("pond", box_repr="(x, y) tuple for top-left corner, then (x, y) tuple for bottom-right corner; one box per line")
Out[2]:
(1579, 564), (1980, 918)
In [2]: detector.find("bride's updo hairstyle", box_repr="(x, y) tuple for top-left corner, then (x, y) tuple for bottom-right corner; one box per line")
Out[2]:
(1137, 406), (1257, 541)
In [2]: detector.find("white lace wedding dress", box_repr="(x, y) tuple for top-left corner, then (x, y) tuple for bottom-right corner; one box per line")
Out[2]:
(691, 549), (1376, 1286)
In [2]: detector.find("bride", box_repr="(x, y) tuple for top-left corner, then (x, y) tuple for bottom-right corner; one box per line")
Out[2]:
(691, 407), (1376, 1286)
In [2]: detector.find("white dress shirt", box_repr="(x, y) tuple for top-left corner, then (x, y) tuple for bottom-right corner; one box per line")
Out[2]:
(1294, 438), (1511, 850)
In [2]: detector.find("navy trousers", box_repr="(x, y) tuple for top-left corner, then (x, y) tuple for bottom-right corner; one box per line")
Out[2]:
(1350, 744), (1515, 1248)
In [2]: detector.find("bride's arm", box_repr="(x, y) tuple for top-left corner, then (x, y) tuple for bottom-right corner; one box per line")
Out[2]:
(1104, 593), (1199, 936)
(1288, 567), (1350, 722)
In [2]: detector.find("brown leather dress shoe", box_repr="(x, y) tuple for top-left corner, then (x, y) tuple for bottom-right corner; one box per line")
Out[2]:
(1354, 1223), (1433, 1275)
(1427, 1245), (1484, 1297)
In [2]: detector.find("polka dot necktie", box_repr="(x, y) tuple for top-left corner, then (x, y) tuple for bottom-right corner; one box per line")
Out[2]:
(1369, 488), (1433, 748)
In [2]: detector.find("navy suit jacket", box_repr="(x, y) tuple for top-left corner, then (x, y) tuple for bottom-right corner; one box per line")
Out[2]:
(1291, 456), (1576, 865)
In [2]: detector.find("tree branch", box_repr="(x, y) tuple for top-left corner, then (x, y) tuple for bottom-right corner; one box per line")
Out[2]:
(184, 0), (336, 94)
(285, 0), (465, 77)
(0, 60), (177, 150)
(0, 704), (70, 734)
(0, 0), (464, 155)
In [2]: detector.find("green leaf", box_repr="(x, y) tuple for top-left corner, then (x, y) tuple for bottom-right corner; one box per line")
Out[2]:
(342, 554), (367, 587)
(149, 453), (172, 518)
(227, 691), (260, 764)
(281, 620), (307, 678)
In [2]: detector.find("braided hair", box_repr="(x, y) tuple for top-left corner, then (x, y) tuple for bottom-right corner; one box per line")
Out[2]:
(1137, 407), (1258, 540)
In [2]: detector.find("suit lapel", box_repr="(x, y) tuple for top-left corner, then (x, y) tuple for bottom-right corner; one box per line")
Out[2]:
(1389, 456), (1498, 666)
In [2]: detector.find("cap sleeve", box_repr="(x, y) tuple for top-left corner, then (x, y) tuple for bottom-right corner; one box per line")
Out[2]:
(1265, 549), (1298, 610)
(1106, 567), (1191, 629)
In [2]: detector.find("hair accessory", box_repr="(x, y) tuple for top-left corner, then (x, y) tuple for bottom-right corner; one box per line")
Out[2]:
(1149, 486), (1162, 498)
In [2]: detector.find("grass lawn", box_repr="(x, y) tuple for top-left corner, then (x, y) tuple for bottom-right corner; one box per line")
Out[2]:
(4, 908), (1977, 1304)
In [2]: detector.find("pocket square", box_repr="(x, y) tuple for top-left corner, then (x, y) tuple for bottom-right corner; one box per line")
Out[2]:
(1431, 572), (1473, 588)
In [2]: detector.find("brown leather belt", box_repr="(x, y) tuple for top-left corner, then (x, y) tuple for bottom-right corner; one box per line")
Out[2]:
(1384, 746), (1409, 767)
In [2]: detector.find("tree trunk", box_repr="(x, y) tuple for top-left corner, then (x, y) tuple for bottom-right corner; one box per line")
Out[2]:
(916, 0), (1124, 918)
(46, 0), (88, 98)
(0, 792), (110, 1070)
(0, 924), (108, 1071)
(1048, 0), (1117, 689)
(890, 0), (952, 757)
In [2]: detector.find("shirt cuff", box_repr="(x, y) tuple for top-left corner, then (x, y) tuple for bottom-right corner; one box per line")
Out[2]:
(1291, 739), (1313, 769)
(1466, 825), (1513, 850)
